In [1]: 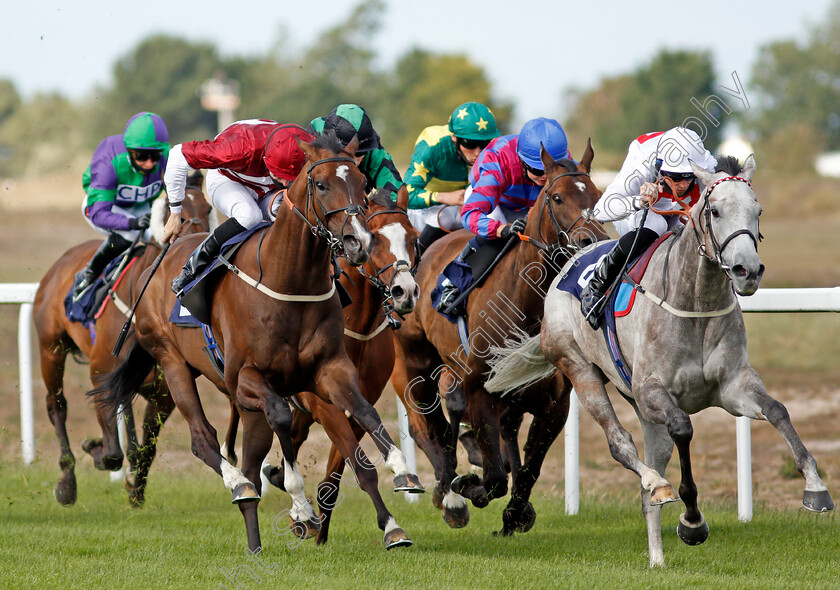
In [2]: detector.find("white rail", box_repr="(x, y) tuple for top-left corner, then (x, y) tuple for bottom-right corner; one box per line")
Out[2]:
(3, 284), (838, 520)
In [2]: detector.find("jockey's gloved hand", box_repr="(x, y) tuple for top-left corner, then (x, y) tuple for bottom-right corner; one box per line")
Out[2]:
(500, 217), (527, 239)
(129, 213), (151, 230)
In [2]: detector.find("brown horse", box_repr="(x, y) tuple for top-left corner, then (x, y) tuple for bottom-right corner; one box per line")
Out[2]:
(391, 143), (606, 534)
(231, 189), (422, 548)
(33, 183), (213, 507)
(93, 133), (424, 552)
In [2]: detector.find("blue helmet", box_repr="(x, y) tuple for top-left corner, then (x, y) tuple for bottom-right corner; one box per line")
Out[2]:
(516, 117), (568, 170)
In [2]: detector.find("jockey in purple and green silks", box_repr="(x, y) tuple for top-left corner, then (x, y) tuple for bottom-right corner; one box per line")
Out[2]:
(72, 112), (170, 300)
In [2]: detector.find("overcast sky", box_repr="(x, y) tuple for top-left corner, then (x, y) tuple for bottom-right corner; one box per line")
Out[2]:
(1, 1), (834, 127)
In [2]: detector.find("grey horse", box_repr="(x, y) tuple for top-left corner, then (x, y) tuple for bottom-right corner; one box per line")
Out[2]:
(486, 155), (834, 567)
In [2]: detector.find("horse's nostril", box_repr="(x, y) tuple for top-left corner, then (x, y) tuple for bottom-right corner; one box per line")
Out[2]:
(391, 286), (405, 300)
(413, 285), (420, 299)
(343, 235), (360, 253)
(732, 264), (748, 278)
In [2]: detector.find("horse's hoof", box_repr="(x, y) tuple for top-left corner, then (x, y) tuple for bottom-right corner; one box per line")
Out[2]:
(502, 502), (537, 533)
(650, 484), (680, 505)
(431, 481), (445, 509)
(128, 487), (145, 509)
(262, 464), (286, 490)
(450, 473), (481, 496)
(53, 473), (77, 506)
(441, 494), (470, 529)
(384, 528), (413, 550)
(803, 490), (835, 513)
(676, 513), (709, 546)
(290, 516), (320, 540)
(393, 473), (425, 494)
(231, 483), (260, 503)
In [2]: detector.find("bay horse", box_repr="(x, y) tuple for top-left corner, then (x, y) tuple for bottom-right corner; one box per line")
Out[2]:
(33, 183), (213, 507)
(92, 133), (424, 552)
(390, 142), (606, 533)
(231, 189), (422, 548)
(486, 155), (834, 566)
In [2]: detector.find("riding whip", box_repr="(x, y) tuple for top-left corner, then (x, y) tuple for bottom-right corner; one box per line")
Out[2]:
(112, 241), (171, 356)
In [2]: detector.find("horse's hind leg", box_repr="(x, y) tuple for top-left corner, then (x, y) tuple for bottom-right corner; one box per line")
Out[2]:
(723, 368), (834, 512)
(498, 378), (570, 537)
(236, 408), (277, 547)
(39, 336), (76, 505)
(634, 412), (675, 568)
(127, 388), (176, 507)
(636, 378), (708, 549)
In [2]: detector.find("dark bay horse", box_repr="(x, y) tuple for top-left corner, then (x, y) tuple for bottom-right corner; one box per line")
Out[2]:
(486, 156), (834, 565)
(33, 184), (213, 507)
(390, 143), (606, 533)
(233, 190), (422, 548)
(93, 134), (424, 552)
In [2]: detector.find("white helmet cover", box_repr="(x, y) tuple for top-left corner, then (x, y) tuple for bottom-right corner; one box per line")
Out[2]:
(656, 127), (717, 174)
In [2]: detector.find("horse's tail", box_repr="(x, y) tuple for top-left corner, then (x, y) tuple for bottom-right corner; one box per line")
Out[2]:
(88, 339), (156, 415)
(485, 330), (556, 395)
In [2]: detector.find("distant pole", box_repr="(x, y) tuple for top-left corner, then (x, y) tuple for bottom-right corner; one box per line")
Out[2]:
(200, 74), (240, 134)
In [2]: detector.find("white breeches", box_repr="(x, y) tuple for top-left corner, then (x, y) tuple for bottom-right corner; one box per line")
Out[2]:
(407, 204), (462, 232)
(206, 169), (272, 229)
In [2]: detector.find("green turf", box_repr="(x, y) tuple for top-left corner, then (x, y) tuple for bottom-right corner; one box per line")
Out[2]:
(0, 461), (837, 589)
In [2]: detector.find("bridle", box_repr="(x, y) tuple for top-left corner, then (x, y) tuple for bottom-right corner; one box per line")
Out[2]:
(698, 176), (760, 273)
(357, 206), (418, 324)
(527, 170), (599, 255)
(284, 156), (367, 257)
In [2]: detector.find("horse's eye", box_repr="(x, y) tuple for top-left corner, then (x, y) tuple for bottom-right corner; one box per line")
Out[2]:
(315, 181), (327, 191)
(710, 207), (720, 218)
(552, 194), (563, 204)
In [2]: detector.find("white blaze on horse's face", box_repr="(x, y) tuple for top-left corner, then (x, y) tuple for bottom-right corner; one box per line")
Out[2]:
(575, 181), (587, 192)
(378, 222), (420, 313)
(336, 164), (350, 181)
(710, 186), (764, 296)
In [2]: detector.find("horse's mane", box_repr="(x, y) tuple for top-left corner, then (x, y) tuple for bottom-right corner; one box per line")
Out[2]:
(311, 129), (349, 156)
(714, 155), (743, 176)
(369, 189), (399, 210)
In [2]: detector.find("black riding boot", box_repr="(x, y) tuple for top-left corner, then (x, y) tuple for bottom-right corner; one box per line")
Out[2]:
(171, 218), (246, 296)
(580, 228), (659, 330)
(435, 241), (476, 312)
(417, 225), (447, 256)
(72, 233), (131, 300)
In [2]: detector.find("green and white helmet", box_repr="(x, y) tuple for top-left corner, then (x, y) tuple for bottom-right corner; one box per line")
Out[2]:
(448, 102), (500, 141)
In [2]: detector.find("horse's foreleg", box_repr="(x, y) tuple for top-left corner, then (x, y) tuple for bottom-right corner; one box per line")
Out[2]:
(40, 339), (76, 505)
(634, 413), (675, 568)
(221, 400), (239, 467)
(636, 378), (708, 548)
(236, 408), (276, 548)
(723, 368), (834, 512)
(317, 360), (424, 493)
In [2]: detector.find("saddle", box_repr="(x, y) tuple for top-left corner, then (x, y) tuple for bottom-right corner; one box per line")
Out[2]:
(64, 245), (146, 329)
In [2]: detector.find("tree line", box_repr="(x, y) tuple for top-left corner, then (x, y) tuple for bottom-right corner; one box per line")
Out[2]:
(1, 0), (839, 178)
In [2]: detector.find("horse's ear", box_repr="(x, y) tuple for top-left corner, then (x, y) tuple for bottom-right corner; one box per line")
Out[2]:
(689, 159), (715, 187)
(346, 134), (360, 156)
(578, 138), (594, 173)
(539, 143), (556, 173)
(396, 184), (409, 210)
(297, 136), (316, 161)
(739, 154), (756, 182)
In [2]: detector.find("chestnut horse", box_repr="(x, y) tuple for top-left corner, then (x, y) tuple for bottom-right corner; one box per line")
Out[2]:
(391, 143), (606, 534)
(33, 184), (213, 507)
(486, 156), (834, 565)
(92, 133), (423, 552)
(231, 189), (422, 548)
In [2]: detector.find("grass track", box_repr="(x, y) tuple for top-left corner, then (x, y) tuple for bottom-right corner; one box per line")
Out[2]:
(0, 461), (837, 589)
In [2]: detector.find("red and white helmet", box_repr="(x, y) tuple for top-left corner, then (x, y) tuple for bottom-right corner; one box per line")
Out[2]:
(656, 127), (716, 174)
(263, 125), (314, 181)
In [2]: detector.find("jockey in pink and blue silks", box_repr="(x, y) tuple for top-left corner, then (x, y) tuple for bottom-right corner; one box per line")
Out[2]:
(73, 112), (170, 299)
(434, 117), (572, 310)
